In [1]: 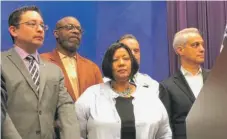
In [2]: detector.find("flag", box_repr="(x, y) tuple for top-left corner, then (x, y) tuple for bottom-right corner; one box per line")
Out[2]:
(220, 24), (227, 52)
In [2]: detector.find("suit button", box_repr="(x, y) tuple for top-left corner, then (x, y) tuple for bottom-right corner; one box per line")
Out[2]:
(38, 110), (42, 115)
(36, 130), (41, 135)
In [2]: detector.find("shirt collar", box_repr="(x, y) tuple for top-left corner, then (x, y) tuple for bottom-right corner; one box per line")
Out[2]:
(181, 66), (202, 76)
(58, 51), (77, 60)
(131, 72), (139, 82)
(133, 72), (138, 78)
(14, 45), (40, 63)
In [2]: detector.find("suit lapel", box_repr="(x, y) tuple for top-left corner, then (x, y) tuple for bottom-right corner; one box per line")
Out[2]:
(76, 53), (83, 96)
(38, 58), (46, 102)
(7, 48), (39, 98)
(49, 49), (76, 101)
(173, 70), (196, 102)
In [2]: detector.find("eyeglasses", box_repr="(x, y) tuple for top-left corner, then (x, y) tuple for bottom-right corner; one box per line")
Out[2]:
(56, 24), (84, 33)
(16, 21), (48, 31)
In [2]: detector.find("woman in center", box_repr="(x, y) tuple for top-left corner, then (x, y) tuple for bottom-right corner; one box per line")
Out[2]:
(75, 42), (172, 139)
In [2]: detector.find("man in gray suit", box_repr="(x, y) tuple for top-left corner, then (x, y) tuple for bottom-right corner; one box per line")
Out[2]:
(1, 6), (80, 139)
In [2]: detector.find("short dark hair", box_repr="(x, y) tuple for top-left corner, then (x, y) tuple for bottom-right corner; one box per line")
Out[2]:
(102, 42), (139, 81)
(8, 5), (42, 42)
(117, 34), (138, 42)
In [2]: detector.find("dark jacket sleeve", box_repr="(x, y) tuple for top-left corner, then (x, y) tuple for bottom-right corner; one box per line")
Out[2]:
(159, 83), (173, 130)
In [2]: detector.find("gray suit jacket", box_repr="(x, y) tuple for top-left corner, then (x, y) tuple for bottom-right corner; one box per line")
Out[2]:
(1, 48), (80, 139)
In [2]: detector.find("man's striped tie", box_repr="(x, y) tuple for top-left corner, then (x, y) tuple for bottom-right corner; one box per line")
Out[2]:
(26, 55), (40, 92)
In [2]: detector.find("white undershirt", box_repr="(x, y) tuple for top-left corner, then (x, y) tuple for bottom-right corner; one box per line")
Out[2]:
(181, 66), (203, 98)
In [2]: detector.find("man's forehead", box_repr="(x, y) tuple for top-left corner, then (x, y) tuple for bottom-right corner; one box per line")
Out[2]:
(21, 11), (43, 21)
(187, 35), (203, 43)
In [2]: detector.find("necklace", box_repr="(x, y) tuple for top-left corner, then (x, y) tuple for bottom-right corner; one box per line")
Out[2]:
(111, 82), (132, 97)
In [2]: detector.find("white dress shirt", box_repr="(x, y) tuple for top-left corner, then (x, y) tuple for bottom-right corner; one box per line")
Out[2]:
(181, 67), (203, 98)
(75, 81), (172, 139)
(103, 72), (159, 95)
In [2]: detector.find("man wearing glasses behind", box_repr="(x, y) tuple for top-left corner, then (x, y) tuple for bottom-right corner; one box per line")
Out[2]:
(41, 16), (103, 102)
(41, 16), (103, 138)
(1, 6), (80, 139)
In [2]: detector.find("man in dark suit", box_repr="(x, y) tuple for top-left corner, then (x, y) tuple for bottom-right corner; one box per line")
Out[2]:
(159, 28), (209, 139)
(1, 6), (80, 139)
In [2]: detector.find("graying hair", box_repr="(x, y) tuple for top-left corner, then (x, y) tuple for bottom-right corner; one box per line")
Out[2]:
(173, 28), (201, 50)
(117, 34), (138, 42)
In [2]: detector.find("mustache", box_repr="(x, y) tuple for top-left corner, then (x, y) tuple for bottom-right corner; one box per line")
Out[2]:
(58, 40), (80, 52)
(69, 35), (80, 39)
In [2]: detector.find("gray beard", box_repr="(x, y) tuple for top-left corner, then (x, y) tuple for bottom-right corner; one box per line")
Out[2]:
(59, 40), (80, 53)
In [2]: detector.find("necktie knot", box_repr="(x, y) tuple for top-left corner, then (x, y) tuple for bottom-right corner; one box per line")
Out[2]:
(26, 55), (35, 62)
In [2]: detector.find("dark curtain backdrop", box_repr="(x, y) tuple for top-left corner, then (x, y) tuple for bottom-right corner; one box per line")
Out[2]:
(167, 1), (227, 75)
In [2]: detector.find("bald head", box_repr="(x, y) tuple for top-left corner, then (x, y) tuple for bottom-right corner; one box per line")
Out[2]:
(56, 16), (81, 29)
